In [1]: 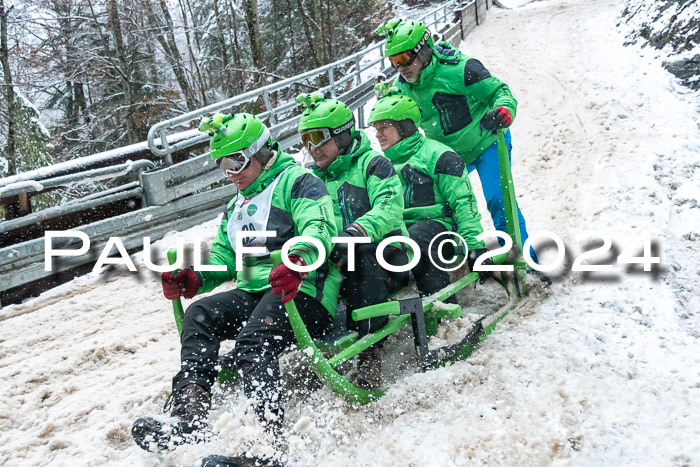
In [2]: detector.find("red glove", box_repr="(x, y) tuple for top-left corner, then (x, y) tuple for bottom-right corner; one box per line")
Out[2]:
(162, 269), (200, 300)
(268, 255), (307, 304)
(480, 106), (512, 133)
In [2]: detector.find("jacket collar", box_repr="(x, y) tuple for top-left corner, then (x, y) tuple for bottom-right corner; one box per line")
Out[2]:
(384, 131), (425, 164)
(312, 130), (372, 179)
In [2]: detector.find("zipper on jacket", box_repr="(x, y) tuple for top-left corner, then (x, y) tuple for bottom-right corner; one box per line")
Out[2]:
(338, 187), (351, 226)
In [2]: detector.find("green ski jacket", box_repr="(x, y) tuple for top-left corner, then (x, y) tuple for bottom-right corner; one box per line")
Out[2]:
(384, 132), (485, 249)
(311, 130), (409, 246)
(393, 43), (517, 165)
(197, 144), (341, 316)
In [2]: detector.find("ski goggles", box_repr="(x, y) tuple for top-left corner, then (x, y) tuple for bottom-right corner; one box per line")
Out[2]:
(217, 151), (251, 176)
(300, 128), (332, 150)
(216, 125), (271, 176)
(388, 30), (431, 69)
(389, 50), (419, 69)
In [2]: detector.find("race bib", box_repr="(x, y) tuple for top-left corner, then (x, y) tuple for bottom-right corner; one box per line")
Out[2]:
(227, 168), (288, 256)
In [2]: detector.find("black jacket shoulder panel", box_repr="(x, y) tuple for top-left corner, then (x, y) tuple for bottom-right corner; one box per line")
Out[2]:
(435, 151), (466, 177)
(291, 172), (328, 201)
(366, 155), (397, 181)
(464, 58), (492, 86)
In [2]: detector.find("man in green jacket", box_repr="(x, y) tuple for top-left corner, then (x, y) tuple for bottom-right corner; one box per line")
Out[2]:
(296, 93), (410, 389)
(368, 88), (493, 298)
(377, 19), (538, 262)
(132, 113), (340, 451)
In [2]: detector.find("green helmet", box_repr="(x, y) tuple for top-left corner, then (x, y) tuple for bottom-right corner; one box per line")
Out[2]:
(368, 92), (421, 127)
(199, 112), (270, 161)
(376, 19), (433, 56)
(296, 93), (355, 135)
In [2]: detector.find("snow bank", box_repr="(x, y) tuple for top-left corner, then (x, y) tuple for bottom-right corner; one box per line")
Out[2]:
(620, 0), (700, 90)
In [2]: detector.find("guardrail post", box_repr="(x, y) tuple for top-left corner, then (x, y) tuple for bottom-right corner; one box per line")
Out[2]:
(329, 67), (336, 98)
(263, 90), (276, 125)
(357, 106), (365, 129)
(138, 169), (149, 208)
(456, 7), (464, 40)
(159, 127), (173, 166)
(355, 56), (362, 86)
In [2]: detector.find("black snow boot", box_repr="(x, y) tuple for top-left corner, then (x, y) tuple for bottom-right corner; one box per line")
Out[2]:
(132, 384), (211, 452)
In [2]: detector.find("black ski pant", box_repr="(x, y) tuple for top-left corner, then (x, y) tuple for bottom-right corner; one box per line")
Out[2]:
(340, 243), (409, 338)
(173, 289), (332, 422)
(408, 219), (458, 304)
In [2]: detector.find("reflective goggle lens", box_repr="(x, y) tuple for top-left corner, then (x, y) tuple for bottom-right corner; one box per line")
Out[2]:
(217, 152), (250, 176)
(389, 50), (416, 68)
(300, 129), (331, 150)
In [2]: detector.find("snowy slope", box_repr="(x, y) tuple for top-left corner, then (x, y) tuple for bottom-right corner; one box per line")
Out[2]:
(1, 0), (699, 465)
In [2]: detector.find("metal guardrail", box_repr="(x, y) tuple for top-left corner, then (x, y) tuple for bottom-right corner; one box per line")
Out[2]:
(0, 132), (198, 190)
(0, 0), (492, 306)
(0, 186), (143, 234)
(0, 160), (155, 198)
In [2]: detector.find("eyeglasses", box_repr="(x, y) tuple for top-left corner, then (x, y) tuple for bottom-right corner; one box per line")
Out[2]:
(389, 50), (418, 69)
(371, 121), (396, 131)
(217, 151), (251, 176)
(300, 128), (332, 150)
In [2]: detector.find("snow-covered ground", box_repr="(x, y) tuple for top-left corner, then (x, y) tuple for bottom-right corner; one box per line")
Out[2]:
(2, 0), (699, 465)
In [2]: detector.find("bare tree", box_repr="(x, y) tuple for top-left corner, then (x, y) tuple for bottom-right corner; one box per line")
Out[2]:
(141, 0), (199, 111)
(242, 0), (263, 70)
(0, 0), (16, 175)
(177, 0), (207, 104)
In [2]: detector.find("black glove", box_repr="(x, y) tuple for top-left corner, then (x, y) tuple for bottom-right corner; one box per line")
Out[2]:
(330, 224), (366, 268)
(467, 248), (495, 283)
(480, 106), (512, 134)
